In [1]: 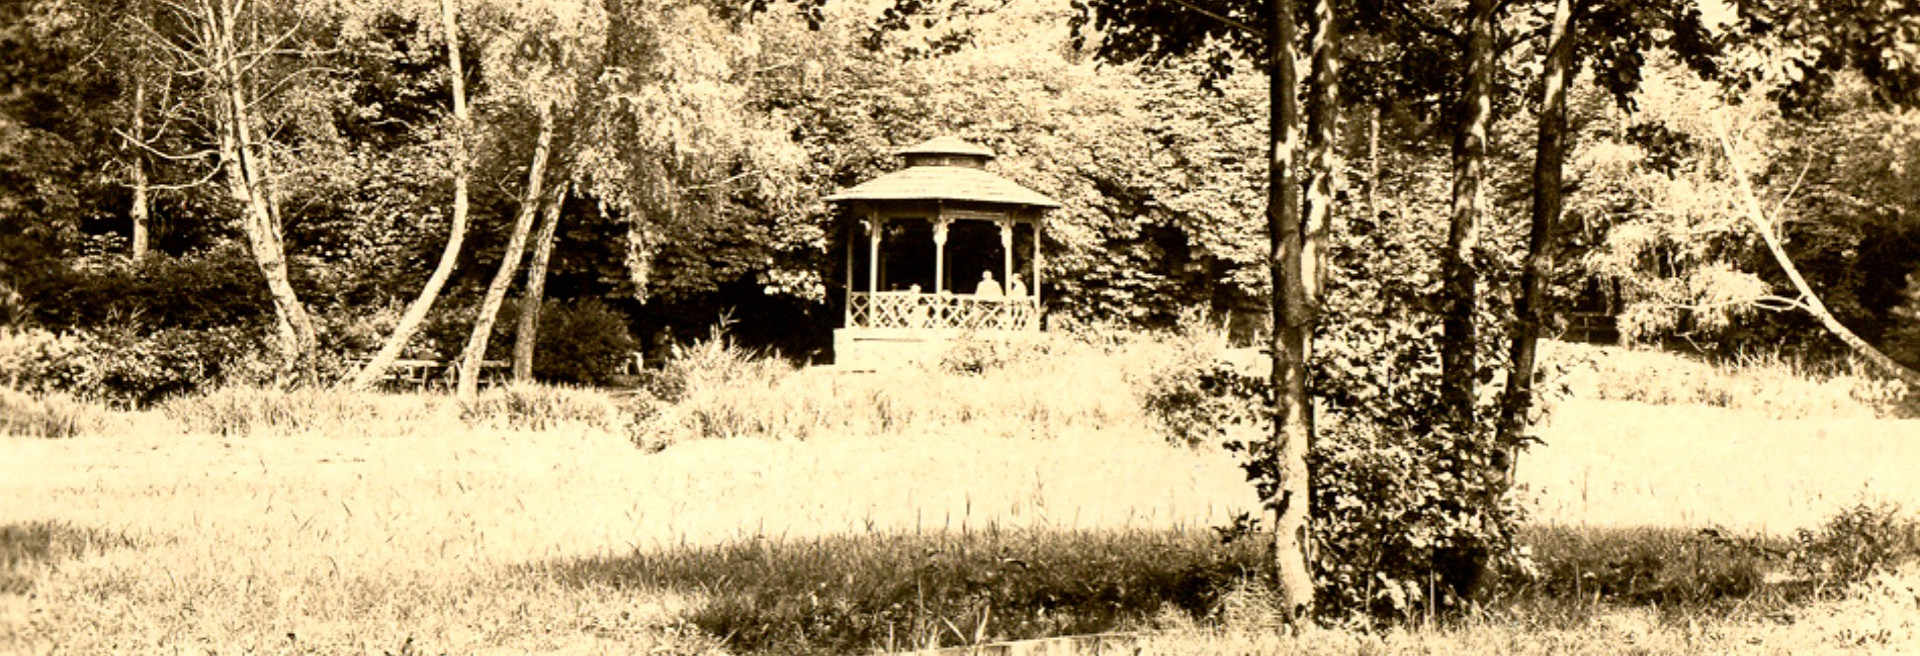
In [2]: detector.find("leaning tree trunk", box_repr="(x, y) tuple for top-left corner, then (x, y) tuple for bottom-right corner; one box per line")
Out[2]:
(1267, 0), (1314, 624)
(349, 0), (475, 391)
(1717, 127), (1920, 388)
(1441, 0), (1495, 425)
(457, 102), (554, 400)
(513, 176), (568, 382)
(211, 0), (315, 358)
(1497, 0), (1575, 454)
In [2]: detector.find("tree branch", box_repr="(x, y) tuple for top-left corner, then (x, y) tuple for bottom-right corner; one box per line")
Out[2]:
(1157, 0), (1260, 37)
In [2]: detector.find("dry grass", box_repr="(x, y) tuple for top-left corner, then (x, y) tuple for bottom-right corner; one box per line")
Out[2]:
(3, 336), (1919, 653)
(1522, 398), (1920, 533)
(1542, 340), (1912, 420)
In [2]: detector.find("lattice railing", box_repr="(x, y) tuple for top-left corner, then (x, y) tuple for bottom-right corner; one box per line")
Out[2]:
(848, 292), (1038, 331)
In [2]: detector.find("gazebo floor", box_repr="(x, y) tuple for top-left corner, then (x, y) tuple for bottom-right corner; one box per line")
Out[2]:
(832, 327), (1041, 370)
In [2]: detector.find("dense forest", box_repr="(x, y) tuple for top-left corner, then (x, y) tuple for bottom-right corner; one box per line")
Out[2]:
(3, 0), (1917, 388)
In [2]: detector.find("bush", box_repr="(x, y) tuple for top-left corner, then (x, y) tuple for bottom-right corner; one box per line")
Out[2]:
(528, 299), (639, 385)
(1143, 207), (1540, 621)
(18, 246), (271, 332)
(1, 325), (267, 407)
(937, 332), (1052, 375)
(1789, 502), (1920, 591)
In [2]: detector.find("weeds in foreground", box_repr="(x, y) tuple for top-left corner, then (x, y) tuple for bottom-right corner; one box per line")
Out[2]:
(0, 387), (106, 438)
(1545, 341), (1912, 419)
(536, 526), (1265, 655)
(1, 521), (144, 593)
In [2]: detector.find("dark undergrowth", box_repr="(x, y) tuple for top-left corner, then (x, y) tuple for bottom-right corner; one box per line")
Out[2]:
(535, 526), (1266, 655)
(1, 521), (145, 594)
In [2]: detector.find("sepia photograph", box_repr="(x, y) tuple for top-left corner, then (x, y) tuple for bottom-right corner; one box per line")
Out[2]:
(3, 0), (1919, 652)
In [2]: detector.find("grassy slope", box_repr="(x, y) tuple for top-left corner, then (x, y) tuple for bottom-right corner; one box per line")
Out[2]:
(0, 421), (1252, 653)
(4, 341), (1919, 653)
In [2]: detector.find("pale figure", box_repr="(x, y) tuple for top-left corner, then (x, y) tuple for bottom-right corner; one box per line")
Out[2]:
(1007, 276), (1027, 297)
(975, 271), (1003, 297)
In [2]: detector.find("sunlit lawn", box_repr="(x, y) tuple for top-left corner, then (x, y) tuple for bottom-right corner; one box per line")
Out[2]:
(3, 352), (1919, 653)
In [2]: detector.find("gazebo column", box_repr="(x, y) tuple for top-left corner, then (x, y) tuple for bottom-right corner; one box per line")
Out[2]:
(867, 214), (881, 299)
(998, 219), (1013, 288)
(932, 218), (949, 294)
(844, 220), (854, 326)
(1032, 218), (1043, 307)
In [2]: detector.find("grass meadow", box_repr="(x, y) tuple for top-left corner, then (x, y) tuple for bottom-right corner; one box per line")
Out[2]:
(3, 336), (1919, 654)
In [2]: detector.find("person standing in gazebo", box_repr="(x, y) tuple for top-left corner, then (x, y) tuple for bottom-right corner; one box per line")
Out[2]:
(975, 271), (1003, 297)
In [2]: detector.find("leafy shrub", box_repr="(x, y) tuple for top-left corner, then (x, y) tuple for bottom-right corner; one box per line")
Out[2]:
(1, 325), (266, 407)
(1144, 207), (1540, 621)
(1788, 502), (1920, 591)
(1524, 525), (1778, 607)
(527, 299), (640, 385)
(18, 246), (271, 332)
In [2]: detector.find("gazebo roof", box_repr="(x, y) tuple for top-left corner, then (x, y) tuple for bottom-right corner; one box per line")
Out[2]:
(824, 137), (1061, 209)
(896, 136), (997, 159)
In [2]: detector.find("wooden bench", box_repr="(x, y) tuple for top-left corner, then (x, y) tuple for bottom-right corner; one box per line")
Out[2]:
(351, 358), (510, 390)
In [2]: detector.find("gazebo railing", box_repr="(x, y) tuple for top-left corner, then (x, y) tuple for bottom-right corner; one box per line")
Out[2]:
(848, 291), (1038, 331)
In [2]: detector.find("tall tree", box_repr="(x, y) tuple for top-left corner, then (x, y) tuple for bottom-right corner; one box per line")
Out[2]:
(1439, 0), (1496, 425)
(1072, 0), (1335, 620)
(348, 0), (475, 390)
(513, 178), (567, 381)
(457, 102), (554, 399)
(1496, 0), (1575, 454)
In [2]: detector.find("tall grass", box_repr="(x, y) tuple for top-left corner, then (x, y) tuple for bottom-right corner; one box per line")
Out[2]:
(538, 525), (1265, 655)
(1, 521), (145, 593)
(0, 387), (108, 438)
(636, 325), (1164, 450)
(1544, 341), (1912, 419)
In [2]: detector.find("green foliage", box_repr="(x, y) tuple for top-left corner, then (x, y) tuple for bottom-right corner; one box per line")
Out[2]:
(1523, 525), (1778, 607)
(18, 247), (272, 332)
(1788, 502), (1920, 591)
(539, 527), (1265, 655)
(526, 298), (639, 386)
(0, 325), (267, 407)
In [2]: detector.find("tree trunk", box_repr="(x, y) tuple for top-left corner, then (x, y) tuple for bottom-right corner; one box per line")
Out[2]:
(1305, 0), (1339, 311)
(1365, 104), (1380, 223)
(348, 0), (474, 391)
(1267, 0), (1313, 624)
(1717, 128), (1920, 388)
(1497, 0), (1576, 452)
(129, 74), (150, 261)
(212, 0), (314, 358)
(457, 101), (554, 399)
(513, 177), (568, 382)
(1441, 0), (1495, 425)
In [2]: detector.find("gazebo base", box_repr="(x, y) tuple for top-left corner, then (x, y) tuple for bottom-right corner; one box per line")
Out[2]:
(832, 327), (1041, 370)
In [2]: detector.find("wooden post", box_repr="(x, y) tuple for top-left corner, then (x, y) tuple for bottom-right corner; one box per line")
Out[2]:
(1032, 217), (1043, 308)
(933, 217), (949, 294)
(868, 214), (881, 296)
(999, 219), (1013, 290)
(852, 218), (860, 326)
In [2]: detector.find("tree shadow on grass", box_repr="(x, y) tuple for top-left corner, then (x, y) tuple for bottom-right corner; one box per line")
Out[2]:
(525, 526), (1268, 655)
(1, 521), (145, 594)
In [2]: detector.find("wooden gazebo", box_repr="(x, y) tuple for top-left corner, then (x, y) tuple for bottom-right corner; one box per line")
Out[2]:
(825, 136), (1059, 368)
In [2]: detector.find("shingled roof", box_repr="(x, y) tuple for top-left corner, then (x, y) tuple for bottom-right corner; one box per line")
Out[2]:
(824, 137), (1061, 209)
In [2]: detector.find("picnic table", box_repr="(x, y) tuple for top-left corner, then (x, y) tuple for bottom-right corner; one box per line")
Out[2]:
(354, 358), (510, 390)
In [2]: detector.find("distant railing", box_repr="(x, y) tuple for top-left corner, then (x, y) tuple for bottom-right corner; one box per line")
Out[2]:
(848, 291), (1039, 331)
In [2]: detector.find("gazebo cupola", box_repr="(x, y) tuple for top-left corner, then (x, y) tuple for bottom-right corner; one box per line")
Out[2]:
(824, 136), (1060, 369)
